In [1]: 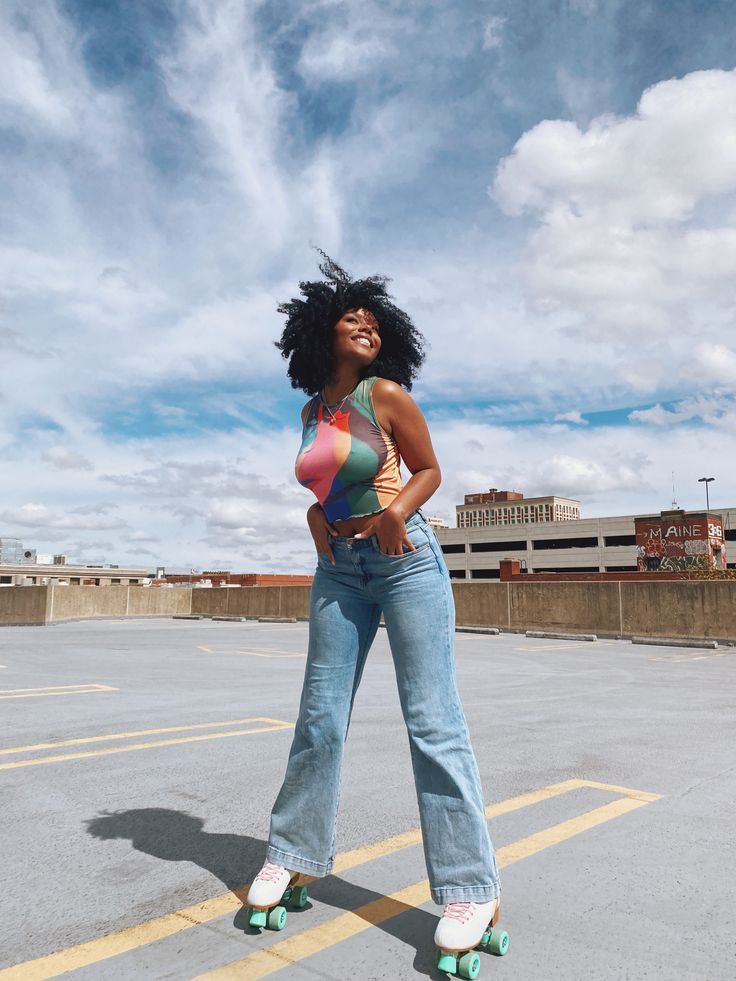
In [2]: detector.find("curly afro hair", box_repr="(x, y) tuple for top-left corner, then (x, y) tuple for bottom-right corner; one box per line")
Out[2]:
(275, 252), (426, 395)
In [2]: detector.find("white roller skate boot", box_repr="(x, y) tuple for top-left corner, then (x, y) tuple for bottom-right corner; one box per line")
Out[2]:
(246, 862), (309, 931)
(435, 898), (509, 977)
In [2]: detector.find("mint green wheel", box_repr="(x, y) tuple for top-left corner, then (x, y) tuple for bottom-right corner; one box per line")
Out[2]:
(486, 928), (509, 955)
(248, 908), (267, 928)
(458, 952), (481, 979)
(292, 885), (309, 908)
(281, 886), (293, 903)
(268, 906), (287, 930)
(437, 951), (458, 973)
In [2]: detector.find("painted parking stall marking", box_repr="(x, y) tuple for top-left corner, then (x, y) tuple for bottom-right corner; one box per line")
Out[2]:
(0, 683), (117, 699)
(0, 779), (661, 980)
(197, 645), (305, 658)
(0, 717), (294, 771)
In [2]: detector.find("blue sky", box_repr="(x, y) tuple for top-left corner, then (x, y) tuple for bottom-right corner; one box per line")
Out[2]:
(2, 0), (736, 571)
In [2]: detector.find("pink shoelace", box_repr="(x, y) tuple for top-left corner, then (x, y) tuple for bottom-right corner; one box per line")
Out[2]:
(441, 902), (476, 923)
(255, 863), (286, 883)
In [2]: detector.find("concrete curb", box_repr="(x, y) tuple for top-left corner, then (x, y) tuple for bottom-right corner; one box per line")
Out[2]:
(631, 636), (719, 649)
(526, 630), (598, 642)
(172, 614), (202, 620)
(457, 626), (501, 635)
(258, 617), (297, 623)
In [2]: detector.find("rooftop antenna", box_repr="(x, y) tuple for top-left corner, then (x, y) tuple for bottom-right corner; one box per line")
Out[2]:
(671, 471), (679, 510)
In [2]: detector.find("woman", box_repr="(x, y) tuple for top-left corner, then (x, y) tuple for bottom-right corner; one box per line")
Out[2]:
(246, 255), (503, 968)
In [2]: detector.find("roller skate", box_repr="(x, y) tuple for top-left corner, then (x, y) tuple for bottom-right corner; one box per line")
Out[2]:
(435, 898), (509, 978)
(245, 862), (309, 931)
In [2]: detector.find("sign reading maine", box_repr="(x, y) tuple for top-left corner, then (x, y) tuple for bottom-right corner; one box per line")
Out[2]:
(635, 512), (726, 572)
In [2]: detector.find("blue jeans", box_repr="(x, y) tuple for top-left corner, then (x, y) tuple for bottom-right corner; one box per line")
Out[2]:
(266, 511), (500, 904)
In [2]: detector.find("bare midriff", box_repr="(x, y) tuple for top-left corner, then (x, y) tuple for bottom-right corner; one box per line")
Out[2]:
(331, 511), (385, 537)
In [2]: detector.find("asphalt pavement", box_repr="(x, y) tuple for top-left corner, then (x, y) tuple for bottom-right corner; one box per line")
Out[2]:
(1, 617), (735, 980)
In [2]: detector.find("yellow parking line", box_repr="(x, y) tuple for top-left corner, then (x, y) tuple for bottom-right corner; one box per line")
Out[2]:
(649, 649), (736, 663)
(198, 647), (305, 658)
(0, 684), (117, 700)
(514, 643), (593, 652)
(0, 780), (661, 981)
(0, 718), (292, 757)
(193, 797), (654, 981)
(0, 720), (294, 771)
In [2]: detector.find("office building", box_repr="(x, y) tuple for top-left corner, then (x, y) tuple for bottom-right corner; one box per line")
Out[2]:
(456, 489), (580, 529)
(437, 504), (736, 579)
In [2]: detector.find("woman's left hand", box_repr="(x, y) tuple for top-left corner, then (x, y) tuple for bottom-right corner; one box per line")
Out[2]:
(354, 508), (416, 556)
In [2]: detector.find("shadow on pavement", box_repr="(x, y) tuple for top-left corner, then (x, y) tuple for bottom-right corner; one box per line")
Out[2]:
(85, 808), (443, 977)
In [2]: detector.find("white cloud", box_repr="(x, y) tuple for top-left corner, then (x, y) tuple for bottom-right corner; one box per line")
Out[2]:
(42, 447), (93, 471)
(629, 394), (735, 426)
(428, 415), (736, 524)
(569, 0), (599, 15)
(161, 0), (340, 251)
(692, 344), (736, 385)
(482, 17), (505, 51)
(494, 70), (736, 224)
(489, 65), (736, 426)
(493, 72), (736, 321)
(554, 410), (587, 425)
(1, 503), (127, 531)
(3, 7), (736, 571)
(299, 31), (393, 81)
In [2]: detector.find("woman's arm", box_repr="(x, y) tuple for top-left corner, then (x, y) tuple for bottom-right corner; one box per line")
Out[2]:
(300, 398), (339, 562)
(355, 379), (441, 554)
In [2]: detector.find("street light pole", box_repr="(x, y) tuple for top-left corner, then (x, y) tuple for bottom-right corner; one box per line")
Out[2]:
(698, 476), (715, 510)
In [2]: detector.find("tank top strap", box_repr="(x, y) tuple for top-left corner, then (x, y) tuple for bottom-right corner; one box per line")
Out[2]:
(303, 395), (319, 427)
(352, 376), (380, 426)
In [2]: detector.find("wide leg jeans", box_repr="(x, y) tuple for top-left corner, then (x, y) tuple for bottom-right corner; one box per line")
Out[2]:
(266, 511), (500, 904)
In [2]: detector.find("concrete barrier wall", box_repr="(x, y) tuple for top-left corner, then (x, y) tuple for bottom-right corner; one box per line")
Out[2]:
(190, 586), (311, 619)
(621, 580), (736, 640)
(509, 581), (622, 634)
(50, 585), (130, 622)
(1, 582), (734, 640)
(451, 583), (508, 629)
(0, 585), (49, 626)
(127, 586), (192, 617)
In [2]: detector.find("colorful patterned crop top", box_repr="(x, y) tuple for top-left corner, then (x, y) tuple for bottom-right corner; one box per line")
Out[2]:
(295, 377), (403, 522)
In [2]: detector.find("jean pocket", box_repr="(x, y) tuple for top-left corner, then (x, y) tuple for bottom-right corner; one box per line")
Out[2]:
(376, 528), (431, 559)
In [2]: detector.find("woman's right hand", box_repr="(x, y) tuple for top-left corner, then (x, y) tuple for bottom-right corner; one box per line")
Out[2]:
(307, 503), (337, 564)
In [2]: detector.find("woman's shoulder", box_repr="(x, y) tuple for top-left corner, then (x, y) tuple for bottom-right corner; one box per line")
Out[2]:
(300, 396), (317, 426)
(370, 377), (414, 405)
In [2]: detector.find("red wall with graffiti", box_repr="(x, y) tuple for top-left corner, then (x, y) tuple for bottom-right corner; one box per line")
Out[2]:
(635, 511), (726, 572)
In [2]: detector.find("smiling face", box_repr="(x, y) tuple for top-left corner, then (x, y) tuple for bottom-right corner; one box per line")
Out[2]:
(331, 307), (381, 368)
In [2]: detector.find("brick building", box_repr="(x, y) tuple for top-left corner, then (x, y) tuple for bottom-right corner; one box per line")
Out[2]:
(456, 489), (580, 529)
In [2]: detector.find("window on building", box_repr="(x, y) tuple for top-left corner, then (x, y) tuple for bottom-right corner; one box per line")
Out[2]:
(470, 540), (526, 552)
(605, 565), (637, 571)
(725, 530), (736, 541)
(604, 535), (636, 547)
(111, 578), (121, 584)
(470, 569), (501, 579)
(532, 537), (599, 550)
(448, 569), (467, 579)
(441, 543), (466, 554)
